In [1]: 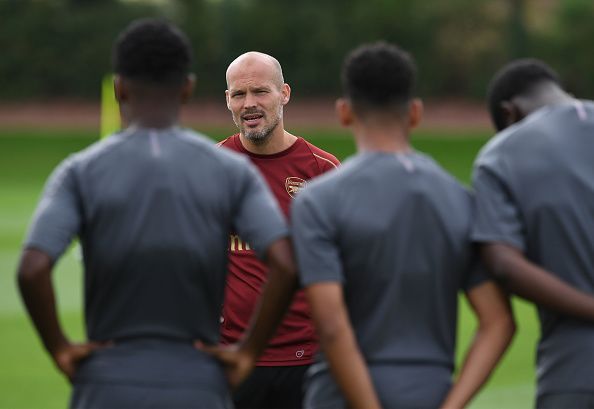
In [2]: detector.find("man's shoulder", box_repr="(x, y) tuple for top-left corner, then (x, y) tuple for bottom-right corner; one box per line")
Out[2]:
(298, 138), (340, 172)
(67, 129), (133, 169)
(474, 107), (554, 173)
(217, 134), (240, 150)
(298, 154), (360, 201)
(474, 120), (526, 172)
(174, 129), (245, 163)
(412, 151), (469, 194)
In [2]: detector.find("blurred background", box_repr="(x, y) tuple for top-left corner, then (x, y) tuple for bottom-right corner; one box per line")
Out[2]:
(1, 0), (591, 408)
(1, 0), (594, 101)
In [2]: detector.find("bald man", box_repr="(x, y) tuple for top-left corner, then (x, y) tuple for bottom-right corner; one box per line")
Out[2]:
(217, 52), (339, 409)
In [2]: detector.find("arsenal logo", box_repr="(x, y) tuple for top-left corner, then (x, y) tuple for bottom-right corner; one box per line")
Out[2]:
(285, 177), (307, 198)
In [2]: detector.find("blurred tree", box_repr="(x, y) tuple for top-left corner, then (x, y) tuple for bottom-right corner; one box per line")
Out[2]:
(68, 0), (115, 5)
(546, 0), (594, 97)
(508, 0), (528, 58)
(0, 0), (159, 99)
(430, 0), (507, 97)
(0, 0), (593, 100)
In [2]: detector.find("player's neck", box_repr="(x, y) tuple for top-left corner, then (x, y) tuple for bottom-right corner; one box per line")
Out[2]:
(354, 124), (411, 154)
(239, 128), (297, 155)
(515, 84), (575, 117)
(122, 101), (181, 129)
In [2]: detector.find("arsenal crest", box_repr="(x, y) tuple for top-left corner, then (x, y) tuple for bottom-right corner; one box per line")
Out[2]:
(285, 177), (307, 198)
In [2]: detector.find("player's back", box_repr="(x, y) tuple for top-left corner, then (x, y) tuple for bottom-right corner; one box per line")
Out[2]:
(27, 126), (279, 345)
(295, 150), (478, 406)
(474, 101), (594, 395)
(77, 127), (242, 343)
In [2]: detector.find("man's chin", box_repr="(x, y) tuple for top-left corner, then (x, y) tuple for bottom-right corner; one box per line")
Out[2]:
(243, 130), (271, 145)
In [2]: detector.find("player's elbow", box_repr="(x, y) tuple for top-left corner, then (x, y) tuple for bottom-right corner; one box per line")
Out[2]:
(495, 310), (516, 342)
(266, 238), (299, 282)
(275, 253), (298, 282)
(317, 317), (352, 348)
(480, 307), (516, 347)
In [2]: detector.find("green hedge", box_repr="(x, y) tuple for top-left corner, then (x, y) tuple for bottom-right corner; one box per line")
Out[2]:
(1, 0), (593, 100)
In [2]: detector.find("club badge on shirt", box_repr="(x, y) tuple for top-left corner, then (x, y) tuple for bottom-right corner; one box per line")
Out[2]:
(285, 177), (307, 198)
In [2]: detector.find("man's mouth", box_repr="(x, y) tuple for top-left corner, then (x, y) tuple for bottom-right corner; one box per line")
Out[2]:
(242, 113), (264, 127)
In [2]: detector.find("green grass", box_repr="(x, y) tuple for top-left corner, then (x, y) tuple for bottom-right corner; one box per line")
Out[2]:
(0, 128), (538, 408)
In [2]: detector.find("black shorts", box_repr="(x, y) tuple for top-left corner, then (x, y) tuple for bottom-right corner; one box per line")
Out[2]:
(537, 392), (594, 409)
(233, 365), (309, 409)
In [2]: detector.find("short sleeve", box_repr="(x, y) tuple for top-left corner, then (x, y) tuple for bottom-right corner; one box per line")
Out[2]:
(24, 158), (82, 261)
(292, 190), (343, 287)
(232, 161), (289, 258)
(460, 245), (491, 291)
(471, 165), (526, 251)
(319, 154), (340, 173)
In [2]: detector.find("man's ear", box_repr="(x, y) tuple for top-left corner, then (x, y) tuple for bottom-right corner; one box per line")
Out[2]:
(281, 83), (291, 106)
(501, 100), (522, 128)
(181, 74), (196, 103)
(335, 98), (354, 127)
(408, 98), (423, 129)
(225, 90), (231, 110)
(113, 75), (127, 103)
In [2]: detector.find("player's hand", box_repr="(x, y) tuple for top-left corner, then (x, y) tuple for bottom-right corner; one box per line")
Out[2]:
(51, 341), (105, 383)
(195, 341), (256, 389)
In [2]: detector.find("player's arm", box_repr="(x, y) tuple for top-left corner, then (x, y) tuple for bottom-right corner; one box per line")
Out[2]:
(292, 185), (380, 408)
(306, 282), (382, 409)
(473, 164), (594, 320)
(239, 237), (298, 358)
(234, 237), (299, 386)
(17, 248), (102, 382)
(481, 243), (594, 321)
(17, 158), (101, 382)
(440, 281), (514, 409)
(200, 238), (298, 388)
(200, 160), (297, 387)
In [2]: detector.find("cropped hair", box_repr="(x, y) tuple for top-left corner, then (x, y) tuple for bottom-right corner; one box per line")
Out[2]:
(112, 18), (192, 85)
(341, 41), (416, 114)
(487, 59), (561, 131)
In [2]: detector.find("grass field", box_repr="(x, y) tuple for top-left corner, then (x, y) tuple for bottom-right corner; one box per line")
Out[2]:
(0, 127), (539, 408)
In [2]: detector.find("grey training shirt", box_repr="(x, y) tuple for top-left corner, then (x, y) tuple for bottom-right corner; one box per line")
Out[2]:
(25, 126), (288, 344)
(293, 150), (486, 375)
(472, 101), (594, 397)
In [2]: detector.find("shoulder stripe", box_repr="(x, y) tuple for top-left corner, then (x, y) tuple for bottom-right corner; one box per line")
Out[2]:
(574, 100), (588, 121)
(313, 153), (338, 168)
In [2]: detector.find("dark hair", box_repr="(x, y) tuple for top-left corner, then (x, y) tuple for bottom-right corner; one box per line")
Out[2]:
(487, 58), (560, 131)
(341, 41), (416, 114)
(112, 18), (193, 85)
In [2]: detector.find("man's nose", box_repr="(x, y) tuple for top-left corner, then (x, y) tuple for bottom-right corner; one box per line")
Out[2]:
(243, 92), (257, 109)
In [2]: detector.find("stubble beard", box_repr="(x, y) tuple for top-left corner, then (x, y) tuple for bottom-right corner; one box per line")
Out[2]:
(239, 106), (283, 146)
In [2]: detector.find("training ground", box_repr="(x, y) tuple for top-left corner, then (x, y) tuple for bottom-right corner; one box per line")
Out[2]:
(0, 99), (538, 408)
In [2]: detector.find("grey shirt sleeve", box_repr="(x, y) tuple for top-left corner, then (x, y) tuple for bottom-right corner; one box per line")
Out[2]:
(471, 165), (526, 251)
(461, 253), (491, 291)
(232, 161), (289, 259)
(292, 190), (343, 287)
(24, 157), (81, 261)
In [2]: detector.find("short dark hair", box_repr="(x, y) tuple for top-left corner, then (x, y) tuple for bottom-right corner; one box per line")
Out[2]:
(112, 18), (193, 85)
(341, 41), (416, 114)
(487, 58), (561, 131)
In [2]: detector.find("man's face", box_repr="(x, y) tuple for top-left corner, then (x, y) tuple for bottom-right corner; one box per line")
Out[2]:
(226, 64), (289, 145)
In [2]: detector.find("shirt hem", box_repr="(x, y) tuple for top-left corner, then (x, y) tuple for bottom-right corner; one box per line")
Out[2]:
(256, 359), (314, 367)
